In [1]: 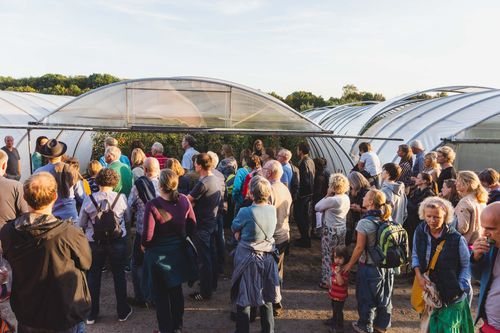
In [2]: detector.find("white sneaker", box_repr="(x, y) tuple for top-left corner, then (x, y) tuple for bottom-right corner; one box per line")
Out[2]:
(86, 319), (95, 325)
(118, 307), (133, 322)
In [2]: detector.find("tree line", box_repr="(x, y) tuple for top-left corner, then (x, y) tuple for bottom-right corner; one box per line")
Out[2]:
(0, 74), (385, 112)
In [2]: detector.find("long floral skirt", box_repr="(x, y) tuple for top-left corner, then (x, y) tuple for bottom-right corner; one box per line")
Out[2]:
(321, 224), (346, 285)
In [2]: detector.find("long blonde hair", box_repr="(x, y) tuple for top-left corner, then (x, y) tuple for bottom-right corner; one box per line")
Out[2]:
(457, 170), (488, 204)
(366, 189), (392, 220)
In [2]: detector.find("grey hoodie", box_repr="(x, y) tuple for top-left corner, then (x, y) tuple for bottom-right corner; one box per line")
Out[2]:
(381, 181), (408, 224)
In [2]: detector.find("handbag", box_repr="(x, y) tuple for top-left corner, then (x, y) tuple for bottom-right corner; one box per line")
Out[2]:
(411, 240), (445, 313)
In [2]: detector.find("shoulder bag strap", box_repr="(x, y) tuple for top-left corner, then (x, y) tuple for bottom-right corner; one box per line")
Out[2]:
(110, 192), (122, 210)
(249, 209), (271, 242)
(428, 240), (446, 272)
(89, 194), (100, 211)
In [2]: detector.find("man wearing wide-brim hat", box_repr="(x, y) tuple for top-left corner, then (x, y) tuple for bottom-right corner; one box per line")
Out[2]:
(35, 139), (82, 222)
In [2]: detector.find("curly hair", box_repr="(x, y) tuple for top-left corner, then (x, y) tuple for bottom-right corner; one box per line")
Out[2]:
(328, 173), (349, 195)
(95, 168), (119, 188)
(418, 196), (454, 224)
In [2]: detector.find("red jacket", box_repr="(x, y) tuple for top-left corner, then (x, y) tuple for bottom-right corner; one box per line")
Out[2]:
(329, 263), (348, 301)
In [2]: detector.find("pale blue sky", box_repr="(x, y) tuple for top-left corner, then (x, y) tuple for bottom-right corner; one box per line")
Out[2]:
(1, 0), (500, 99)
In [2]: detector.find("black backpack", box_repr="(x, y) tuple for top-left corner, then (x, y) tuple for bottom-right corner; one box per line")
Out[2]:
(89, 194), (123, 241)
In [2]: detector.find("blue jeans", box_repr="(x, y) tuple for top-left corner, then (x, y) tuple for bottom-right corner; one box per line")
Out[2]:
(131, 232), (145, 302)
(197, 227), (218, 298)
(88, 238), (130, 319)
(355, 264), (394, 332)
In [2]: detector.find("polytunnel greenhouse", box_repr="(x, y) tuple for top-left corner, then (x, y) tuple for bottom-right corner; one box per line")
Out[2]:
(0, 91), (93, 180)
(2, 80), (498, 180)
(304, 85), (500, 174)
(1, 77), (333, 180)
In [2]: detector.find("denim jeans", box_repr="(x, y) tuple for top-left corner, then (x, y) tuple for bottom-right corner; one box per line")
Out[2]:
(131, 232), (145, 302)
(152, 272), (184, 333)
(196, 227), (218, 298)
(18, 321), (85, 333)
(215, 214), (225, 274)
(88, 238), (130, 318)
(235, 303), (274, 333)
(355, 264), (394, 332)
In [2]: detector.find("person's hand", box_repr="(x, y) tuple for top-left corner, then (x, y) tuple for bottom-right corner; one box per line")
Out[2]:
(234, 231), (241, 241)
(417, 273), (430, 291)
(140, 245), (145, 253)
(341, 263), (351, 273)
(472, 237), (490, 261)
(350, 204), (361, 212)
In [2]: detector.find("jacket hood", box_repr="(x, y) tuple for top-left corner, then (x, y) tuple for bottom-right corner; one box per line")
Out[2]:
(382, 181), (405, 197)
(14, 213), (68, 240)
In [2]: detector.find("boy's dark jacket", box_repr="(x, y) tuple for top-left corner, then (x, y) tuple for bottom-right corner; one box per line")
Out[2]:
(0, 213), (91, 330)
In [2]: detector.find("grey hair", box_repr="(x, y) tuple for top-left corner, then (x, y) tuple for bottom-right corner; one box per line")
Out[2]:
(144, 157), (160, 177)
(249, 175), (272, 203)
(348, 171), (370, 192)
(105, 146), (121, 160)
(278, 148), (292, 162)
(207, 151), (219, 169)
(152, 142), (164, 154)
(418, 196), (454, 224)
(410, 139), (424, 150)
(264, 160), (283, 180)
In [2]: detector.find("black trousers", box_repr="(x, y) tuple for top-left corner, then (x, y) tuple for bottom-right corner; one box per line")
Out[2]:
(331, 300), (345, 330)
(296, 196), (313, 241)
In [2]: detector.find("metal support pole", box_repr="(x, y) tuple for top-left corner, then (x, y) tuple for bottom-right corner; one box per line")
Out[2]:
(27, 128), (33, 174)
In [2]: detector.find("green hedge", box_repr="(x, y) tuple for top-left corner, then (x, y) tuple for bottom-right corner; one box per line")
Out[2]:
(92, 132), (306, 164)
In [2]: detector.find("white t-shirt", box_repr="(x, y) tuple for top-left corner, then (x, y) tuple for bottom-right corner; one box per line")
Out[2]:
(360, 151), (382, 176)
(314, 194), (350, 229)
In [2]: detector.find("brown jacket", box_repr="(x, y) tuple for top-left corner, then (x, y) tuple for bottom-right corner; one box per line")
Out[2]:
(0, 213), (91, 330)
(455, 193), (486, 244)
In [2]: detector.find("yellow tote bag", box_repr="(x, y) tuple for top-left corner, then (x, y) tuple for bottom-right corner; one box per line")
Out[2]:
(411, 240), (445, 313)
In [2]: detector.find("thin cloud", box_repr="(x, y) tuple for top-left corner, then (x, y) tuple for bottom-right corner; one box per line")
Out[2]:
(99, 1), (184, 22)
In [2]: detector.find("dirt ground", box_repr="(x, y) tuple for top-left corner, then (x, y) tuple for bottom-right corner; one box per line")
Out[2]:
(0, 225), (479, 333)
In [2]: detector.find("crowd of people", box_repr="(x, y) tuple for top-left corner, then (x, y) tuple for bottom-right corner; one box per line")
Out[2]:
(0, 134), (499, 333)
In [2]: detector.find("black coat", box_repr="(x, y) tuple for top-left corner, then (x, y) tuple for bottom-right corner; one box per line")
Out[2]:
(0, 214), (91, 330)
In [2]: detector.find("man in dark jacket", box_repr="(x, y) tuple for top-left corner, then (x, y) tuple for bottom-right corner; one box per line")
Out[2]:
(471, 202), (500, 332)
(294, 142), (315, 248)
(0, 172), (91, 333)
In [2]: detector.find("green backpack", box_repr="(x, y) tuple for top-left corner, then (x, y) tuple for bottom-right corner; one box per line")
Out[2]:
(225, 174), (235, 196)
(365, 216), (409, 268)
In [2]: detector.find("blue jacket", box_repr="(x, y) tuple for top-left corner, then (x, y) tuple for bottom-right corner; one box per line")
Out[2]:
(232, 167), (250, 205)
(471, 246), (499, 324)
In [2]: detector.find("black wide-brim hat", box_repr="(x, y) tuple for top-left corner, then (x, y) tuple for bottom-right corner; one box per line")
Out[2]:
(40, 139), (67, 158)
